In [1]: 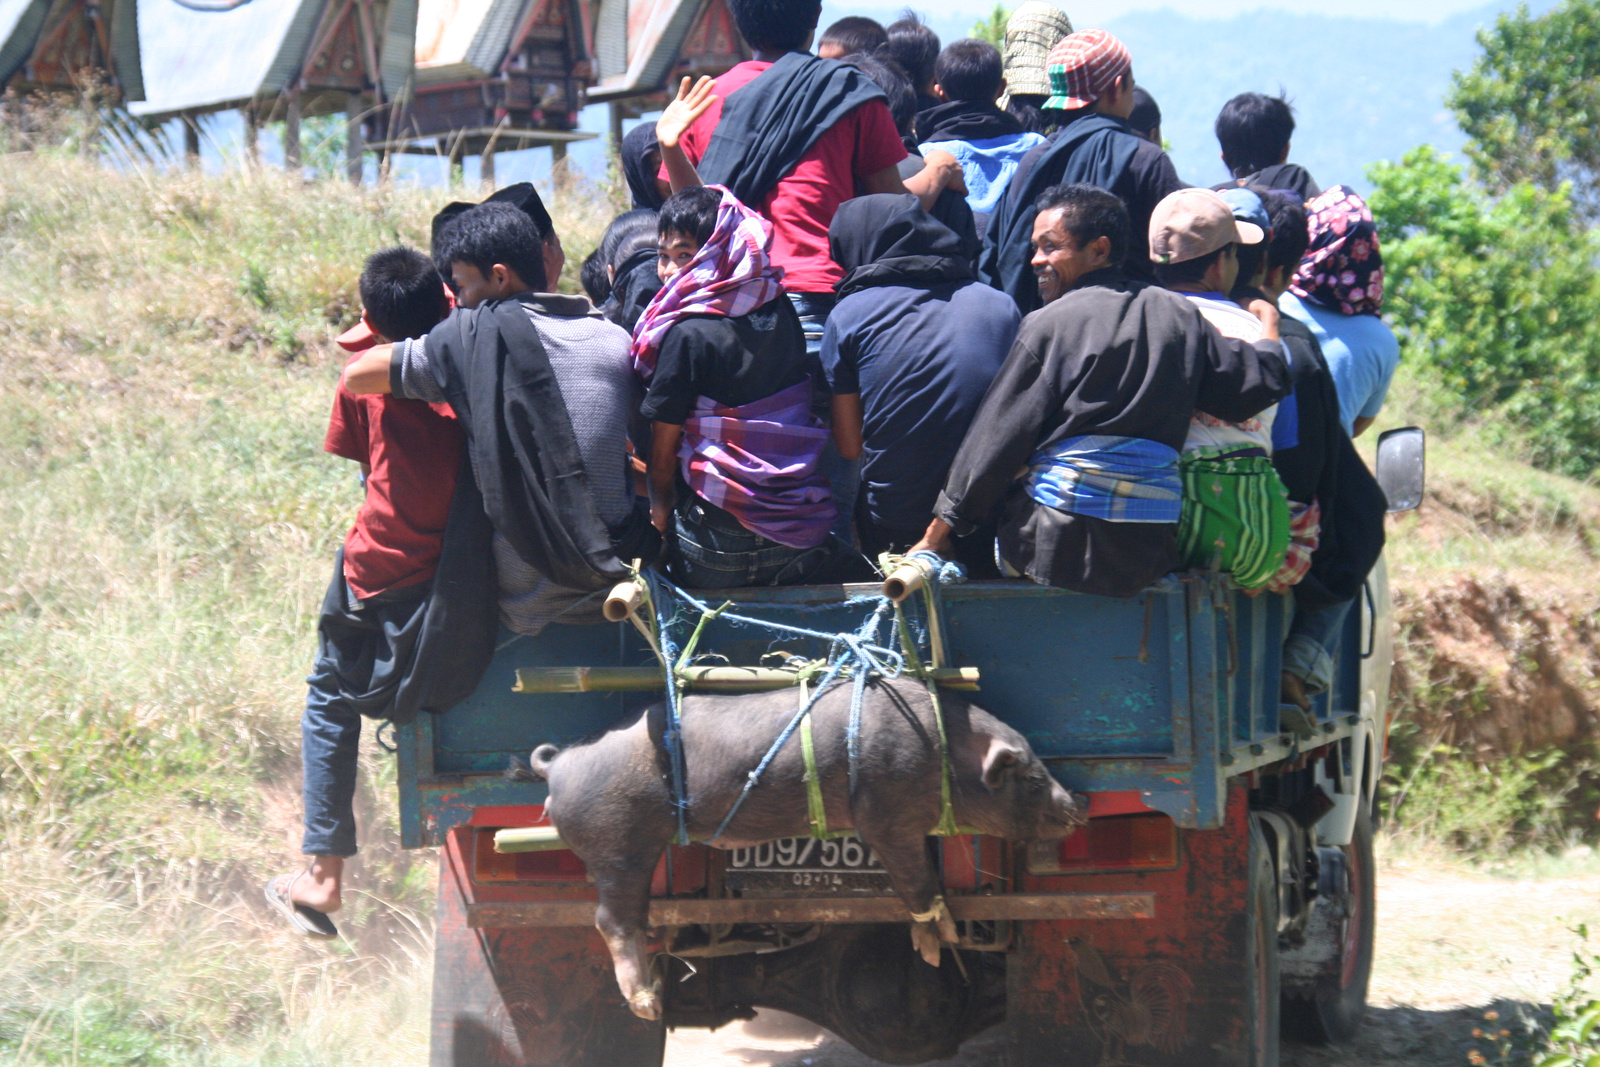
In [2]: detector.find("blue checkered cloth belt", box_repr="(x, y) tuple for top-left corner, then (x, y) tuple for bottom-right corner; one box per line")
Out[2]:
(1024, 434), (1182, 523)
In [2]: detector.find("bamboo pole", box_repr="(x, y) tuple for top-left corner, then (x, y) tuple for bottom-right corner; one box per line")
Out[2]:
(493, 826), (566, 853)
(603, 581), (644, 623)
(511, 665), (980, 694)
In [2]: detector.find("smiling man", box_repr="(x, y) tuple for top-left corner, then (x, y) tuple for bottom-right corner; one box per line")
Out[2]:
(915, 182), (1291, 597)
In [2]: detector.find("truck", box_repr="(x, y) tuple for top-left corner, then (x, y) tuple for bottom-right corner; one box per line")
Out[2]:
(394, 427), (1426, 1067)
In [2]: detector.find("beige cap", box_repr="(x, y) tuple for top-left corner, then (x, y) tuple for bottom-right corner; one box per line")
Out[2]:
(1148, 188), (1265, 264)
(1002, 1), (1074, 101)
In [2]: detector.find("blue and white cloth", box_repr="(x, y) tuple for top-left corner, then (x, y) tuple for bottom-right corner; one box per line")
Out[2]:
(1024, 435), (1182, 523)
(919, 132), (1048, 215)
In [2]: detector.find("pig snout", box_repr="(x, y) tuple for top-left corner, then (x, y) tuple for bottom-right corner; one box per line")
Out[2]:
(968, 729), (1087, 841)
(529, 743), (561, 779)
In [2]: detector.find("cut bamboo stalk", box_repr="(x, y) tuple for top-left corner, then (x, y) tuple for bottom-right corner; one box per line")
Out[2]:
(494, 826), (566, 853)
(603, 581), (644, 623)
(511, 665), (980, 694)
(883, 559), (932, 602)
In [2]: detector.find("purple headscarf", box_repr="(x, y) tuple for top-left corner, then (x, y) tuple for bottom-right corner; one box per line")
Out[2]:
(1290, 185), (1384, 316)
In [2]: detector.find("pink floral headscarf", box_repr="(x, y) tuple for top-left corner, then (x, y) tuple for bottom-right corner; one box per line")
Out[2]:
(1290, 185), (1384, 317)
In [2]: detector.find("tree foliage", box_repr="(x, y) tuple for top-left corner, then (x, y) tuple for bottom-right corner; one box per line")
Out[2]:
(971, 4), (1009, 48)
(1448, 0), (1600, 221)
(1369, 146), (1600, 476)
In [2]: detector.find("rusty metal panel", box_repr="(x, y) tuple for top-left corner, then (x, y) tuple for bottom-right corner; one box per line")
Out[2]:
(430, 827), (665, 1067)
(465, 893), (1156, 929)
(1007, 786), (1255, 1067)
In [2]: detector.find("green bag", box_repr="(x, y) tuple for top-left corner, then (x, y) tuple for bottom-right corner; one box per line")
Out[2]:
(1177, 448), (1291, 589)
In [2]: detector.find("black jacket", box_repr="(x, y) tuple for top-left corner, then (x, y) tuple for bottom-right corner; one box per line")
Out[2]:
(938, 270), (1291, 597)
(417, 300), (658, 592)
(697, 52), (887, 208)
(981, 113), (1182, 313)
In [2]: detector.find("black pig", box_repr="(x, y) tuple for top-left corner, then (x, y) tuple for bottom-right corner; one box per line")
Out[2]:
(527, 676), (1085, 1020)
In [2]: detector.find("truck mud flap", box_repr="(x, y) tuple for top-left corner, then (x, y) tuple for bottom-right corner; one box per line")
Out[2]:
(1007, 786), (1275, 1067)
(430, 827), (665, 1067)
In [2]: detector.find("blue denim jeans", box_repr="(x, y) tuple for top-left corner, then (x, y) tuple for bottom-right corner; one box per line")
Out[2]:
(790, 292), (858, 545)
(668, 493), (838, 588)
(301, 576), (430, 856)
(1283, 598), (1355, 696)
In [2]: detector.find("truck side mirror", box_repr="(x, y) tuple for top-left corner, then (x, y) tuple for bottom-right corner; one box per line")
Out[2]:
(1375, 426), (1425, 513)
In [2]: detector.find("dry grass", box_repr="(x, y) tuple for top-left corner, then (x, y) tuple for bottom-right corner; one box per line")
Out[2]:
(0, 140), (610, 1063)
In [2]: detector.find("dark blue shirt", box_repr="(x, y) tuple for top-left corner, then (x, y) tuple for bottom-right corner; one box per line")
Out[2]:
(822, 279), (1020, 535)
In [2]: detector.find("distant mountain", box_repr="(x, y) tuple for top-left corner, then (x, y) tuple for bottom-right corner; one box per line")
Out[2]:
(821, 0), (1541, 191)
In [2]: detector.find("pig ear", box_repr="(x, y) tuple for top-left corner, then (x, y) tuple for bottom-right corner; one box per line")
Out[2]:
(981, 740), (1024, 791)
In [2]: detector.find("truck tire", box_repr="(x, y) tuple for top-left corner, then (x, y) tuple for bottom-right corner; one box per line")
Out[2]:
(1247, 815), (1282, 1067)
(1283, 799), (1375, 1045)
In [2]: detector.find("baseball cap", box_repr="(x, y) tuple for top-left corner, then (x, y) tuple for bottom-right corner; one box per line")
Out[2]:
(1149, 188), (1265, 265)
(1044, 29), (1131, 111)
(1217, 187), (1271, 239)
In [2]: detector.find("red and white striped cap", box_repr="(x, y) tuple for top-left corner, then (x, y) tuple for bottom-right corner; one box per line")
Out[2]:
(1044, 29), (1132, 110)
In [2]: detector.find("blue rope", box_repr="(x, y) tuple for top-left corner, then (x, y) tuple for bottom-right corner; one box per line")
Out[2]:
(644, 570), (693, 847)
(846, 600), (893, 796)
(644, 575), (908, 845)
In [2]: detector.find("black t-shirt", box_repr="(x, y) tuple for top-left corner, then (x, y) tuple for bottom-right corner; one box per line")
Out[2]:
(639, 295), (811, 424)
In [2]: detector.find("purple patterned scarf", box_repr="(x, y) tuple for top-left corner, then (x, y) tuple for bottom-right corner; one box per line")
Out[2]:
(682, 379), (837, 550)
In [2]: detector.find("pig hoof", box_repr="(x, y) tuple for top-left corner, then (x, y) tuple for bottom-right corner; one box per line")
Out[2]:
(627, 983), (662, 1021)
(910, 922), (943, 967)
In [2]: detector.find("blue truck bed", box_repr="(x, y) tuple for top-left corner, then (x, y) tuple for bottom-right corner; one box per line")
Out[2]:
(396, 574), (1365, 847)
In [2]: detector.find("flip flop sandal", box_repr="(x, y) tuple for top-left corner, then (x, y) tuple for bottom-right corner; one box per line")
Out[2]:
(264, 871), (340, 940)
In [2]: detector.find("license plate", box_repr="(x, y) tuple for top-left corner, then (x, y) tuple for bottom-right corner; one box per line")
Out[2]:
(725, 836), (891, 896)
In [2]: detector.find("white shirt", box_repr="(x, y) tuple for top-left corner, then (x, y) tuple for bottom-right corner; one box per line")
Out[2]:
(1181, 292), (1278, 454)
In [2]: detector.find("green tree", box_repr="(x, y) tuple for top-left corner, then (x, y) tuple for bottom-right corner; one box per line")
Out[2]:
(1448, 0), (1600, 220)
(972, 4), (1009, 47)
(1369, 146), (1600, 475)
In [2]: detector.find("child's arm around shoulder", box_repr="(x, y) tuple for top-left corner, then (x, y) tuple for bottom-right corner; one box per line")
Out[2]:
(343, 344), (394, 395)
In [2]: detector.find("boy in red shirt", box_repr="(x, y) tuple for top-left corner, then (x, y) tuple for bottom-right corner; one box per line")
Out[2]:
(265, 247), (457, 939)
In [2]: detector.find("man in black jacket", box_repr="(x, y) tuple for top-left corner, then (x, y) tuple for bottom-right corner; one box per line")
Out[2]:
(1212, 93), (1321, 201)
(980, 28), (1183, 312)
(917, 184), (1291, 597)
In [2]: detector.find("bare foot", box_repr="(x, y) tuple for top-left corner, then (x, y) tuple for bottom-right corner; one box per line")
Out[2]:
(289, 855), (344, 914)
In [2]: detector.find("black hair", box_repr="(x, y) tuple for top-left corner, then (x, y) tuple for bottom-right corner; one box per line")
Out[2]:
(658, 186), (723, 247)
(360, 246), (449, 343)
(881, 11), (940, 92)
(1006, 93), (1061, 135)
(1215, 92), (1296, 178)
(1153, 245), (1229, 288)
(933, 38), (1002, 103)
(1129, 86), (1161, 138)
(726, 0), (822, 52)
(580, 246), (610, 304)
(1033, 184), (1130, 268)
(843, 51), (917, 141)
(819, 15), (886, 56)
(435, 201), (548, 292)
(1259, 188), (1308, 278)
(602, 208), (662, 271)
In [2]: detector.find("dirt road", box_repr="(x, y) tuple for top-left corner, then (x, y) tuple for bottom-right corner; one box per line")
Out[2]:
(663, 856), (1600, 1066)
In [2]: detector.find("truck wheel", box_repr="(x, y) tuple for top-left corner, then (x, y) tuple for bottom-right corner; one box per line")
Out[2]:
(1247, 815), (1282, 1067)
(1284, 799), (1375, 1045)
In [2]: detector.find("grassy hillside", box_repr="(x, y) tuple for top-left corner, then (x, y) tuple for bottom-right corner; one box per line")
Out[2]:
(1, 142), (1596, 1059)
(0, 146), (615, 1063)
